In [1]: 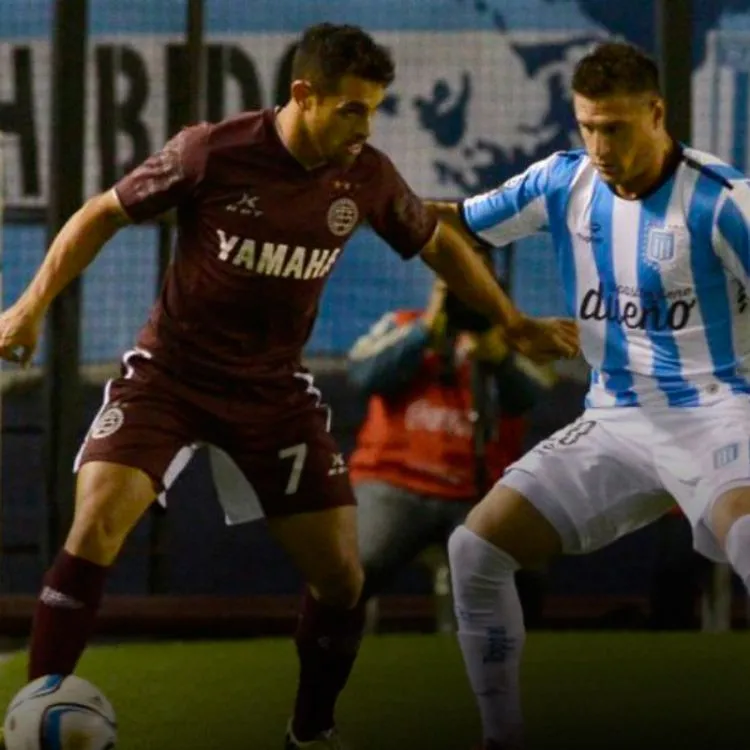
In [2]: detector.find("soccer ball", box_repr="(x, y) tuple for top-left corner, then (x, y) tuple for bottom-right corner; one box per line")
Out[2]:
(3, 674), (117, 750)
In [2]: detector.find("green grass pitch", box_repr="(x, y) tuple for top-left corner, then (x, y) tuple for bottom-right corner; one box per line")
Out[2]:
(0, 632), (747, 750)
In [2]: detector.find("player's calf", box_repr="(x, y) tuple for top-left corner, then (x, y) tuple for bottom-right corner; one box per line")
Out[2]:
(28, 462), (157, 681)
(269, 507), (366, 742)
(448, 484), (561, 748)
(448, 524), (526, 749)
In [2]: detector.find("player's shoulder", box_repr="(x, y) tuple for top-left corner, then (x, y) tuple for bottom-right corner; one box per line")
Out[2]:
(531, 148), (590, 187)
(681, 147), (749, 191)
(350, 143), (393, 180)
(680, 148), (750, 222)
(466, 149), (588, 205)
(205, 109), (270, 153)
(553, 148), (588, 165)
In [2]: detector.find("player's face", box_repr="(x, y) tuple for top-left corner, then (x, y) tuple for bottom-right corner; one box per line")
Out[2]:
(573, 92), (665, 188)
(303, 75), (387, 166)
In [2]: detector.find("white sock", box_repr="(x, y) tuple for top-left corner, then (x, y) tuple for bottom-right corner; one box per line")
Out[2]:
(448, 525), (525, 746)
(725, 514), (750, 593)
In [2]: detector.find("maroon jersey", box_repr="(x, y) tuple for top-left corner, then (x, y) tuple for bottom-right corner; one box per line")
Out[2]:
(114, 109), (437, 391)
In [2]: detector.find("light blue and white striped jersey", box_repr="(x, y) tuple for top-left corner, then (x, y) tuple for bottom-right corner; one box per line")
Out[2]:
(461, 147), (750, 408)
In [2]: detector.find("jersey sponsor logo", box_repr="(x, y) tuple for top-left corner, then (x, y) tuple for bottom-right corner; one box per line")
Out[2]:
(215, 230), (341, 279)
(327, 197), (359, 236)
(579, 284), (696, 331)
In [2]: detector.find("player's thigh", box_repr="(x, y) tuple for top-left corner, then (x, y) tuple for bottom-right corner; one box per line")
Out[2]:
(66, 461), (157, 564)
(76, 375), (200, 492)
(356, 481), (440, 595)
(267, 504), (362, 608)
(237, 413), (362, 606)
(660, 401), (750, 557)
(72, 375), (200, 563)
(484, 414), (673, 560)
(464, 485), (564, 569)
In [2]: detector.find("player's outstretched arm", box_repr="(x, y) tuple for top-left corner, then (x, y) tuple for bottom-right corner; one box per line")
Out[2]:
(424, 200), (468, 238)
(420, 220), (524, 331)
(0, 190), (130, 365)
(427, 153), (561, 251)
(420, 221), (579, 361)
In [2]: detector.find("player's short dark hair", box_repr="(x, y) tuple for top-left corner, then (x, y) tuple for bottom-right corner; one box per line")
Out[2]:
(291, 23), (395, 94)
(572, 42), (661, 99)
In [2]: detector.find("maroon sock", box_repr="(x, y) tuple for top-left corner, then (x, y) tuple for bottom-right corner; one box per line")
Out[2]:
(291, 589), (366, 740)
(28, 550), (109, 680)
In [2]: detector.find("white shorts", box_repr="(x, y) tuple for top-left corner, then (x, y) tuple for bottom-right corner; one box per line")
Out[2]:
(501, 397), (750, 561)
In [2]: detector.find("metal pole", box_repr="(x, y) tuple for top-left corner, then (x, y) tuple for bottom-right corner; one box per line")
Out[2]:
(0, 134), (5, 590)
(147, 0), (205, 595)
(147, 221), (172, 595)
(186, 0), (205, 124)
(43, 0), (88, 563)
(655, 0), (692, 144)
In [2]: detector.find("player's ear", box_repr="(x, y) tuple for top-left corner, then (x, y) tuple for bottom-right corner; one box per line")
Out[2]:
(291, 79), (315, 111)
(652, 96), (665, 129)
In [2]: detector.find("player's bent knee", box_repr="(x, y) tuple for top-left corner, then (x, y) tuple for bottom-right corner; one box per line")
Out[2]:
(711, 487), (750, 544)
(65, 511), (129, 567)
(447, 525), (520, 606)
(65, 462), (157, 566)
(310, 559), (364, 609)
(462, 483), (561, 568)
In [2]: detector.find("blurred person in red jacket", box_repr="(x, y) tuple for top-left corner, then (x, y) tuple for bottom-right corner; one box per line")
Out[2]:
(348, 269), (555, 624)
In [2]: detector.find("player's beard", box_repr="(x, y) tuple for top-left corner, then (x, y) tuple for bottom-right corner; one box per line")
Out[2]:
(328, 146), (359, 168)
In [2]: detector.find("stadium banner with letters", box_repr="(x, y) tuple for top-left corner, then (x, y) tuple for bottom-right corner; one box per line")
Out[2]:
(1, 30), (608, 209)
(1, 0), (749, 357)
(1, 0), (749, 210)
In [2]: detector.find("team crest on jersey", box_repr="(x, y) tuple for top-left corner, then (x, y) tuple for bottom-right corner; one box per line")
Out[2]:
(327, 198), (359, 236)
(646, 229), (676, 265)
(91, 404), (124, 439)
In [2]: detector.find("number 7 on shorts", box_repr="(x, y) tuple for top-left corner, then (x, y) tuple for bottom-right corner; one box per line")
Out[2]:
(279, 443), (308, 495)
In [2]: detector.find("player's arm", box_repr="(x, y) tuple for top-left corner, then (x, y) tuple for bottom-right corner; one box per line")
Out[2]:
(0, 124), (210, 365)
(368, 151), (577, 360)
(493, 355), (556, 416)
(15, 191), (130, 320)
(420, 220), (525, 331)
(347, 313), (430, 397)
(425, 154), (557, 250)
(713, 185), (750, 288)
(470, 326), (556, 415)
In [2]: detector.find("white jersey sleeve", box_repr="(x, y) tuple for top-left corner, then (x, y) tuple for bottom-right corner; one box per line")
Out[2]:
(713, 180), (750, 288)
(459, 153), (561, 248)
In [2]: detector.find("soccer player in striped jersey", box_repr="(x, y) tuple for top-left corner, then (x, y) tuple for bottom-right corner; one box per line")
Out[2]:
(430, 42), (750, 749)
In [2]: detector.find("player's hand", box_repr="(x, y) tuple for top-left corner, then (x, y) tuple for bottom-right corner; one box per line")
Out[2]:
(0, 303), (43, 367)
(468, 325), (510, 363)
(506, 316), (579, 363)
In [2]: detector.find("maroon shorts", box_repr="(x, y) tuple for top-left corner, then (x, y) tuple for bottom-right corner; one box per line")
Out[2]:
(75, 351), (354, 518)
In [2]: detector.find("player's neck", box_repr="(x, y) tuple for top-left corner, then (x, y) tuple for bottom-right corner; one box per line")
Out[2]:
(274, 104), (327, 171)
(613, 135), (679, 200)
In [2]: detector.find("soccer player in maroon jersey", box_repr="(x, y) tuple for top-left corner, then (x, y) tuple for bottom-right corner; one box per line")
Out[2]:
(0, 23), (577, 749)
